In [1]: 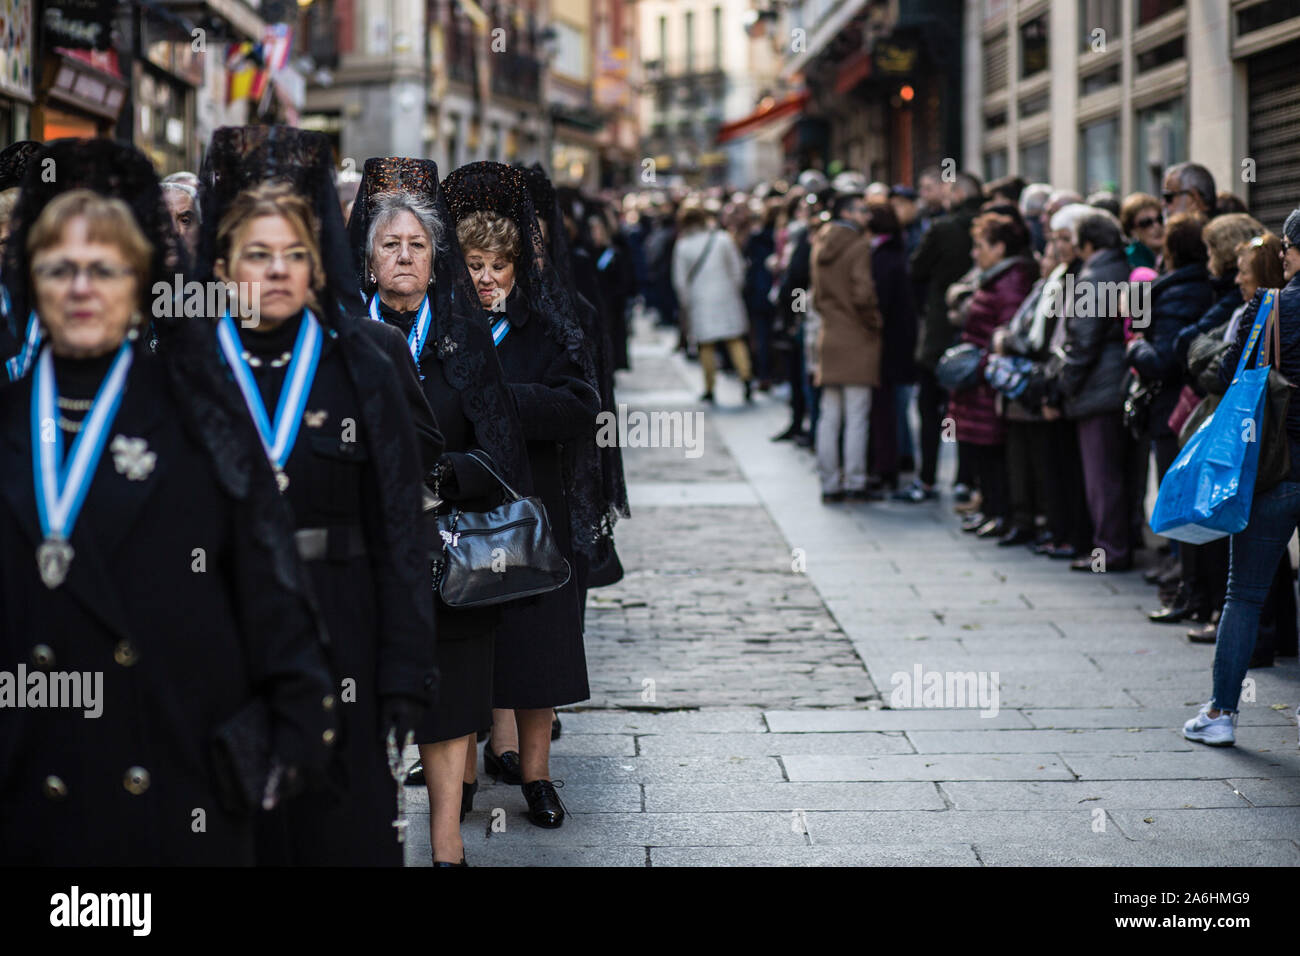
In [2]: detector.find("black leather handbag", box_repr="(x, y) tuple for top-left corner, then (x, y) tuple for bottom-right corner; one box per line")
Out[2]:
(426, 450), (571, 608)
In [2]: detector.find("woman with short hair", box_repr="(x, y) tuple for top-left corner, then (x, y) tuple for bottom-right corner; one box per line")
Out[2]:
(347, 157), (532, 865)
(1119, 192), (1164, 270)
(0, 139), (336, 865)
(442, 161), (600, 829)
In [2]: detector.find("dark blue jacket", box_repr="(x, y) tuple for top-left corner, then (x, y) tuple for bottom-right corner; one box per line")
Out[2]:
(1220, 276), (1300, 481)
(1173, 270), (1240, 369)
(1129, 263), (1215, 384)
(871, 234), (918, 386)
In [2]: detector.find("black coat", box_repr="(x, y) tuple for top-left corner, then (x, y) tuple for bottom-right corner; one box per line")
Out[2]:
(910, 197), (983, 370)
(1172, 270), (1241, 369)
(871, 234), (918, 386)
(1128, 263), (1214, 437)
(1057, 246), (1131, 420)
(0, 349), (336, 866)
(493, 286), (600, 709)
(234, 311), (437, 867)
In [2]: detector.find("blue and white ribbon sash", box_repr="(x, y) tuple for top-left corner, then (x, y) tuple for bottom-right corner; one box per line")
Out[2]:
(216, 309), (322, 468)
(490, 317), (510, 347)
(31, 341), (134, 540)
(7, 311), (43, 382)
(368, 293), (433, 365)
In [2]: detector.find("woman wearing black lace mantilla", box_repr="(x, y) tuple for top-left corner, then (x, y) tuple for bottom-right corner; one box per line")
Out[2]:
(347, 156), (533, 864)
(441, 161), (601, 829)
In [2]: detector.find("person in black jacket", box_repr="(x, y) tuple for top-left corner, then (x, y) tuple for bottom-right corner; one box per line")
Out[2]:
(1126, 213), (1214, 483)
(199, 128), (439, 866)
(0, 140), (337, 865)
(864, 201), (916, 490)
(1051, 207), (1137, 571)
(1183, 206), (1300, 747)
(442, 162), (601, 829)
(348, 157), (534, 865)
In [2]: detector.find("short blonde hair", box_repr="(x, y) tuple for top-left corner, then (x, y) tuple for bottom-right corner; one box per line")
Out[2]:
(27, 189), (153, 302)
(455, 210), (520, 262)
(1203, 212), (1265, 278)
(216, 181), (324, 294)
(0, 187), (18, 237)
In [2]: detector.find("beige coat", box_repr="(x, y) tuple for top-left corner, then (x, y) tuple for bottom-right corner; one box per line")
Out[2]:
(811, 221), (881, 387)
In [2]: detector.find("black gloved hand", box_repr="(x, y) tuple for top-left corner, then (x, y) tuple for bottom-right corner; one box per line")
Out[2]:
(380, 695), (424, 750)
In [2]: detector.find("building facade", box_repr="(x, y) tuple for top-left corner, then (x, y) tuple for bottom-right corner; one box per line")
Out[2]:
(966, 0), (1300, 229)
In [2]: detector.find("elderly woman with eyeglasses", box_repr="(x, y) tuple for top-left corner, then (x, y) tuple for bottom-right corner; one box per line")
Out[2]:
(0, 140), (336, 865)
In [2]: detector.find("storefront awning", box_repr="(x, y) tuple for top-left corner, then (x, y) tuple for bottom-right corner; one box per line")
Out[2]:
(715, 91), (808, 145)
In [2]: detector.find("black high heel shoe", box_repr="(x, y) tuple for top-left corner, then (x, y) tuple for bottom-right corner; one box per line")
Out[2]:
(404, 762), (425, 787)
(433, 858), (468, 867)
(460, 779), (478, 822)
(551, 715), (562, 740)
(521, 779), (566, 828)
(484, 743), (522, 785)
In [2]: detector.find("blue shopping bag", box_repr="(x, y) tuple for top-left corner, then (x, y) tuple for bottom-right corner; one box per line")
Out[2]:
(1150, 290), (1277, 543)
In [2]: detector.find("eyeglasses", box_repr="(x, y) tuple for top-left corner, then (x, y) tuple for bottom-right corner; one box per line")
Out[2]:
(1162, 189), (1191, 204)
(1283, 239), (1295, 254)
(1133, 215), (1162, 230)
(32, 260), (135, 285)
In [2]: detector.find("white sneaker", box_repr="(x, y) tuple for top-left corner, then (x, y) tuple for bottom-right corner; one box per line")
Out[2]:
(1182, 705), (1236, 747)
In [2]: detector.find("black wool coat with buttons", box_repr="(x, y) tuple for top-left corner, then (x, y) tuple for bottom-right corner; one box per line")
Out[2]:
(0, 350), (337, 866)
(231, 312), (440, 867)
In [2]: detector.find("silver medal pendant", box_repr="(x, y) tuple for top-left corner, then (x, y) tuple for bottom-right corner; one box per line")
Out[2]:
(275, 468), (290, 493)
(36, 536), (75, 589)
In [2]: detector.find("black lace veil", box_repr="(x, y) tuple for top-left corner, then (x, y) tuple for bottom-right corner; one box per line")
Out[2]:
(441, 161), (611, 558)
(346, 156), (532, 494)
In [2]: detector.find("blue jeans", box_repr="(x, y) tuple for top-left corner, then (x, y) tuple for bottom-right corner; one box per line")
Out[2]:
(1212, 480), (1300, 711)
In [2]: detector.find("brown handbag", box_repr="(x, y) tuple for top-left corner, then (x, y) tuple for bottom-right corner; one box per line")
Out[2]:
(1255, 292), (1294, 491)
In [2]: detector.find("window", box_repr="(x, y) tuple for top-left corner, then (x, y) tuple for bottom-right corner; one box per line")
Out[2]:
(1020, 16), (1048, 78)
(1079, 116), (1120, 193)
(1019, 92), (1048, 118)
(1237, 0), (1300, 35)
(984, 109), (1007, 131)
(685, 11), (694, 71)
(1080, 64), (1120, 94)
(1135, 0), (1182, 27)
(1136, 36), (1183, 73)
(552, 21), (586, 79)
(984, 149), (1008, 182)
(658, 15), (667, 63)
(1020, 140), (1049, 184)
(1080, 0), (1120, 52)
(983, 35), (1008, 93)
(1134, 97), (1186, 196)
(713, 6), (722, 69)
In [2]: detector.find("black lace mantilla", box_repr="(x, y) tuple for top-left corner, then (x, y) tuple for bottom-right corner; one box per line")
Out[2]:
(346, 156), (532, 494)
(441, 161), (609, 558)
(195, 127), (430, 633)
(0, 140), (41, 191)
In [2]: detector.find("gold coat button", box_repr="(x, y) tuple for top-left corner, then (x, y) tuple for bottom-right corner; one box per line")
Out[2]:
(322, 728), (336, 745)
(322, 694), (336, 711)
(123, 767), (150, 795)
(43, 775), (67, 799)
(31, 644), (54, 669)
(113, 640), (138, 667)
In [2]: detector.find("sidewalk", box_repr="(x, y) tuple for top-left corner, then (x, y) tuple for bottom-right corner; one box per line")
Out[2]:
(404, 319), (1300, 866)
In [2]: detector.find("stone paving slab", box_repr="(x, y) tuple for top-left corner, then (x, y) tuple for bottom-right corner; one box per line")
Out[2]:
(451, 811), (810, 847)
(764, 708), (1035, 731)
(804, 809), (1130, 844)
(556, 709), (769, 733)
(973, 840), (1300, 866)
(939, 779), (1250, 810)
(636, 731), (913, 756)
(784, 753), (1076, 782)
(1107, 807), (1300, 841)
(547, 754), (787, 783)
(906, 728), (1197, 754)
(403, 780), (643, 815)
(1060, 750), (1300, 779)
(1025, 706), (1297, 728)
(649, 845), (981, 866)
(1226, 778), (1300, 805)
(642, 781), (946, 812)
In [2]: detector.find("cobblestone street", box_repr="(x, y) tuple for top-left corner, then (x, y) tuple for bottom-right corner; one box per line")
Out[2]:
(404, 320), (1300, 867)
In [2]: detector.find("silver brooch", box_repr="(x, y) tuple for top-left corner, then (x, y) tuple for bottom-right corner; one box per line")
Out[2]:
(439, 529), (461, 547)
(110, 436), (156, 481)
(303, 409), (328, 428)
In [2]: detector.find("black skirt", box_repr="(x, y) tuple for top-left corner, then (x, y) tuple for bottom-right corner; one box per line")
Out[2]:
(418, 624), (495, 743)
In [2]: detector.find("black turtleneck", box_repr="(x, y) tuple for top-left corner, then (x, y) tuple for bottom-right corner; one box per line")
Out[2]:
(238, 308), (304, 357)
(376, 297), (420, 338)
(53, 346), (126, 448)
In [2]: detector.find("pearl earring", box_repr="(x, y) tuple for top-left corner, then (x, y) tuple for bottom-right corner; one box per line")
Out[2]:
(369, 272), (375, 285)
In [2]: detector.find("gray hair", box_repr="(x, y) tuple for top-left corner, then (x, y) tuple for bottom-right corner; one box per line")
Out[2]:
(1071, 207), (1124, 251)
(1167, 161), (1217, 213)
(160, 181), (201, 224)
(365, 190), (445, 272)
(1019, 183), (1052, 216)
(1049, 202), (1093, 237)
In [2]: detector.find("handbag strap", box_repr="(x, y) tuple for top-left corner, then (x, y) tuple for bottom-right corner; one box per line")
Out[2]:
(686, 230), (718, 285)
(465, 448), (523, 501)
(1232, 289), (1276, 382)
(1262, 287), (1282, 369)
